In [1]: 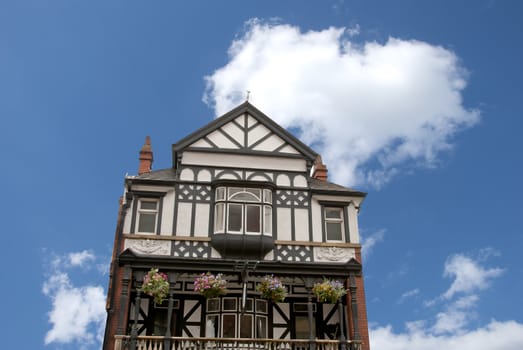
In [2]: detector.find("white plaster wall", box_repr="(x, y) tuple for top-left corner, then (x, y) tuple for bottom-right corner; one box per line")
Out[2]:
(347, 203), (360, 244)
(247, 123), (270, 147)
(194, 203), (210, 237)
(215, 170), (242, 180)
(252, 134), (285, 152)
(293, 175), (307, 188)
(276, 208), (292, 240)
(278, 145), (300, 154)
(276, 174), (291, 186)
(175, 202), (192, 237)
(182, 151), (307, 172)
(160, 190), (175, 235)
(294, 208), (309, 241)
(310, 198), (324, 243)
(245, 171), (273, 182)
(221, 121), (244, 145)
(180, 168), (195, 181)
(207, 129), (238, 149)
(123, 200), (133, 233)
(197, 169), (212, 182)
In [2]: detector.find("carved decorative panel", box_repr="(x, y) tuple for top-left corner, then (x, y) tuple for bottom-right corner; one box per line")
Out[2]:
(125, 239), (171, 255)
(314, 247), (355, 262)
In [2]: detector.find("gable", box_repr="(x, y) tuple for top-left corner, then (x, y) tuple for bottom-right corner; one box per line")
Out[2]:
(172, 102), (317, 166)
(188, 113), (301, 155)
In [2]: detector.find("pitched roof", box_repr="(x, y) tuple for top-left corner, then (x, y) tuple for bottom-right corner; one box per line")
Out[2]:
(171, 101), (318, 166)
(309, 178), (366, 197)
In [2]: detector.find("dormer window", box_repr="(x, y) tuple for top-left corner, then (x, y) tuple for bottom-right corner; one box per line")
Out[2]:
(214, 187), (272, 235)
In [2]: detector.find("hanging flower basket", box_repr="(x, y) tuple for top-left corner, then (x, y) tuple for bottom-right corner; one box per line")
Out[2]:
(142, 268), (169, 304)
(194, 272), (227, 298)
(257, 275), (287, 303)
(312, 279), (347, 304)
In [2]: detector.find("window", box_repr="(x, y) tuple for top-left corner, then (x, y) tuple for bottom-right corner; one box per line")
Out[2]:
(325, 207), (344, 241)
(214, 187), (272, 235)
(137, 199), (159, 233)
(206, 297), (268, 339)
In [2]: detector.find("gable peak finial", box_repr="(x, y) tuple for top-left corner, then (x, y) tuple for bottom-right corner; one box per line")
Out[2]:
(246, 90), (251, 102)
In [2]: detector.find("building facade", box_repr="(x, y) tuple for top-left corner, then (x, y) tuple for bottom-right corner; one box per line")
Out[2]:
(103, 102), (370, 350)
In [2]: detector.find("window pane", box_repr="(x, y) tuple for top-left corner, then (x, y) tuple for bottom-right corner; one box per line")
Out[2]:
(256, 316), (267, 338)
(244, 298), (253, 312)
(326, 222), (343, 241)
(264, 206), (272, 234)
(263, 189), (272, 203)
(223, 298), (237, 311)
(207, 299), (220, 312)
(245, 188), (261, 199)
(214, 203), (225, 232)
(240, 314), (253, 338)
(230, 192), (259, 202)
(206, 315), (219, 338)
(325, 208), (341, 219)
(256, 299), (267, 314)
(295, 315), (315, 339)
(216, 187), (226, 201)
(138, 213), (156, 233)
(246, 205), (261, 233)
(140, 201), (157, 210)
(228, 204), (242, 232)
(228, 187), (242, 198)
(222, 315), (236, 338)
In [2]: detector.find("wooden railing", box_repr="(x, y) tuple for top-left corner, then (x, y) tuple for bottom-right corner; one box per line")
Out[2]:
(114, 336), (362, 350)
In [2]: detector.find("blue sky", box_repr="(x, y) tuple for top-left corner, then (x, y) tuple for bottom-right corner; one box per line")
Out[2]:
(1, 1), (522, 349)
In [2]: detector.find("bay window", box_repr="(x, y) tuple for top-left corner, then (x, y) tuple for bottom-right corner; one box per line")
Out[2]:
(214, 187), (272, 236)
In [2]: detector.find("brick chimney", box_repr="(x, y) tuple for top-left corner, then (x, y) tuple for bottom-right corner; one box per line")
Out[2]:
(312, 155), (328, 181)
(138, 136), (153, 175)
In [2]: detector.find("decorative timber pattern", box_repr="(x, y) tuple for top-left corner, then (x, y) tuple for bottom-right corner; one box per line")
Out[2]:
(172, 241), (210, 258)
(176, 184), (211, 202)
(275, 190), (309, 208)
(274, 245), (313, 262)
(188, 113), (301, 155)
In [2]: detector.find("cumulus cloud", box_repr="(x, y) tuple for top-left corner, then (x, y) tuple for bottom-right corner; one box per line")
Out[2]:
(442, 253), (504, 299)
(371, 320), (523, 350)
(68, 250), (96, 267)
(370, 251), (519, 349)
(42, 251), (106, 349)
(203, 20), (479, 188)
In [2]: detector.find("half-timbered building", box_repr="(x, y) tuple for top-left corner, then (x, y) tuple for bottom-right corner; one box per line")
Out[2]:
(103, 102), (370, 350)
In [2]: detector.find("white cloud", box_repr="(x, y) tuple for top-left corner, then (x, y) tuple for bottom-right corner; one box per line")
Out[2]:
(370, 320), (523, 350)
(361, 229), (385, 260)
(442, 254), (504, 299)
(42, 250), (106, 348)
(398, 288), (420, 303)
(68, 250), (96, 267)
(371, 251), (519, 349)
(204, 20), (479, 188)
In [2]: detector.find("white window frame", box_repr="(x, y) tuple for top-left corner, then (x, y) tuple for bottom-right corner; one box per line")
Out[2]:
(324, 207), (345, 242)
(214, 186), (272, 236)
(137, 198), (159, 234)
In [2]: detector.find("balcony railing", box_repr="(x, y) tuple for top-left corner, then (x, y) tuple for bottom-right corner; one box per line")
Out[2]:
(114, 336), (362, 350)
